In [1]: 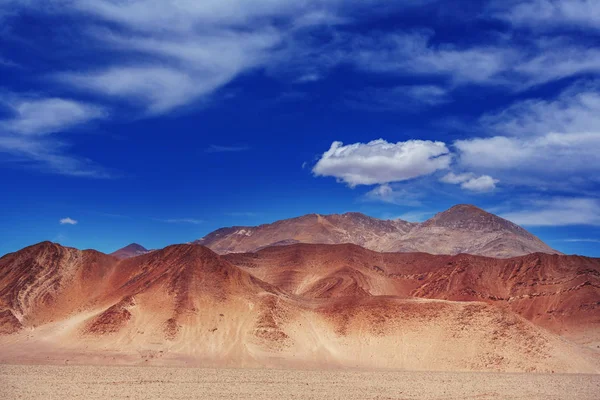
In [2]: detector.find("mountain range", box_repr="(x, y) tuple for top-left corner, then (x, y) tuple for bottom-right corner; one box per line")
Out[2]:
(0, 204), (597, 372)
(194, 204), (559, 258)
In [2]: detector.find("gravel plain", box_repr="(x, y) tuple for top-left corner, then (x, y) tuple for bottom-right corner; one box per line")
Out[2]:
(1, 364), (599, 400)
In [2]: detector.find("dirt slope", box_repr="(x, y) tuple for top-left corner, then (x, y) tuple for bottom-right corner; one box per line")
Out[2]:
(0, 241), (597, 373)
(0, 242), (118, 326)
(225, 243), (600, 344)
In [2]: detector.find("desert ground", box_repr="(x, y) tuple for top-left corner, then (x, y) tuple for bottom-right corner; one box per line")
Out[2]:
(1, 364), (599, 400)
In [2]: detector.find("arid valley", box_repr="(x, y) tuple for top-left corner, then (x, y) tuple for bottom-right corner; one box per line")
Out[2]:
(1, 206), (599, 398)
(3, 0), (600, 397)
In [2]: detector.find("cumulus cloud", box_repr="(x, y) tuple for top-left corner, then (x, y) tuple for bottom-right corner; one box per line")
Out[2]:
(313, 139), (452, 187)
(440, 172), (499, 192)
(460, 175), (499, 192)
(59, 217), (78, 225)
(501, 198), (600, 226)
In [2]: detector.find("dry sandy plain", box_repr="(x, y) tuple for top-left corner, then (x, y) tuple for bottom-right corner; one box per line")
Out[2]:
(1, 364), (599, 400)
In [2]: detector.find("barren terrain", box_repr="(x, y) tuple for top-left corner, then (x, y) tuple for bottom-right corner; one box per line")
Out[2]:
(1, 241), (599, 373)
(195, 205), (559, 258)
(2, 364), (599, 400)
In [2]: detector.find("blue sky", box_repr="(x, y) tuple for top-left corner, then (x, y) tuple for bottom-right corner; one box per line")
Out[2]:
(1, 0), (599, 257)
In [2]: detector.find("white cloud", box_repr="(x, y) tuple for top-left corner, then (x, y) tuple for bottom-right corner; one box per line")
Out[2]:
(501, 198), (600, 226)
(492, 0), (600, 30)
(313, 139), (452, 187)
(440, 172), (475, 184)
(513, 44), (600, 88)
(440, 172), (499, 192)
(0, 97), (106, 136)
(59, 217), (78, 225)
(59, 67), (201, 115)
(480, 82), (600, 137)
(455, 133), (600, 174)
(348, 32), (516, 85)
(336, 30), (600, 90)
(454, 82), (600, 187)
(57, 29), (281, 114)
(460, 175), (499, 192)
(70, 0), (346, 32)
(0, 95), (110, 177)
(41, 1), (355, 114)
(0, 136), (112, 177)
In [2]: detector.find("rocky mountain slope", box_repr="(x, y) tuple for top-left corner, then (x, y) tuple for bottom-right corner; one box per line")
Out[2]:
(0, 241), (598, 372)
(195, 205), (559, 258)
(225, 243), (600, 344)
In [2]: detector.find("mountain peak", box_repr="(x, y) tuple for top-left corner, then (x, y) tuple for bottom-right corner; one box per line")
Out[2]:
(110, 243), (149, 259)
(122, 243), (147, 251)
(423, 204), (521, 232)
(447, 204), (486, 212)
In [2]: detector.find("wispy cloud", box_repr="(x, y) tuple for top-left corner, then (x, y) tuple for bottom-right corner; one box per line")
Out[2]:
(225, 212), (259, 217)
(0, 97), (106, 136)
(0, 56), (19, 68)
(480, 81), (600, 137)
(0, 95), (111, 177)
(294, 28), (600, 91)
(393, 210), (434, 222)
(453, 81), (600, 190)
(45, 2), (293, 115)
(561, 238), (600, 243)
(59, 217), (78, 225)
(344, 85), (450, 112)
(363, 184), (423, 206)
(490, 0), (600, 30)
(501, 197), (600, 226)
(205, 144), (250, 153)
(155, 218), (203, 225)
(57, 29), (279, 115)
